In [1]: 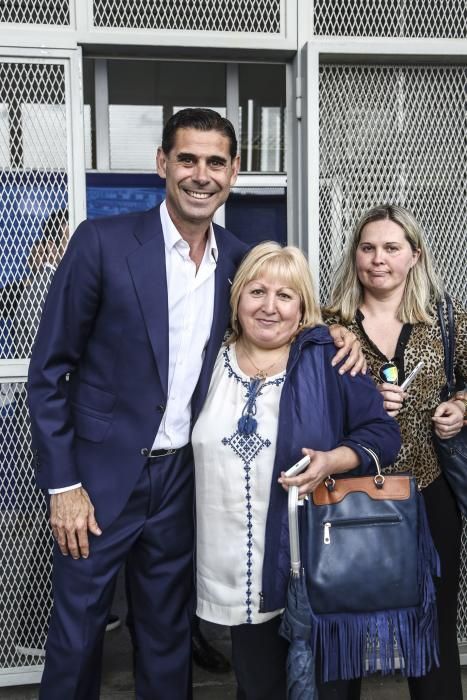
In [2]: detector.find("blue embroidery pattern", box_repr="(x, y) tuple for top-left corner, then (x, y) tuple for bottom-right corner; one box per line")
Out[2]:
(222, 431), (271, 464)
(221, 346), (284, 623)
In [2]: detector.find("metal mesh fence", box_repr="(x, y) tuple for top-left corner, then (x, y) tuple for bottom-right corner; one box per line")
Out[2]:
(313, 0), (466, 38)
(0, 60), (69, 362)
(318, 63), (466, 306)
(0, 1), (70, 25)
(460, 526), (467, 641)
(92, 0), (281, 33)
(0, 381), (52, 667)
(318, 61), (467, 642)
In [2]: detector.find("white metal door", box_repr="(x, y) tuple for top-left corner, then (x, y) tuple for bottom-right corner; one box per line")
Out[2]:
(317, 62), (466, 305)
(0, 48), (85, 686)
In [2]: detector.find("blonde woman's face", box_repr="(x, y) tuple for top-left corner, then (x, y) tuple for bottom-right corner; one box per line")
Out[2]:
(237, 274), (301, 350)
(356, 220), (420, 298)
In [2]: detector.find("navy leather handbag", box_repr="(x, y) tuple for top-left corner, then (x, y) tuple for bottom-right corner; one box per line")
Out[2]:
(298, 446), (440, 682)
(433, 294), (467, 516)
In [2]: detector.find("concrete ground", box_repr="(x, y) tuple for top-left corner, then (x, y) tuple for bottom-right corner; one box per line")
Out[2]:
(1, 571), (466, 699)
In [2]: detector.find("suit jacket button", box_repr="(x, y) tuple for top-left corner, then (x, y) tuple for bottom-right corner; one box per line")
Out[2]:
(156, 404), (165, 413)
(141, 448), (149, 457)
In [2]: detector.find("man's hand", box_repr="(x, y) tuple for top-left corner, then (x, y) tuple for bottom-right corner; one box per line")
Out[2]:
(50, 487), (102, 559)
(328, 324), (367, 376)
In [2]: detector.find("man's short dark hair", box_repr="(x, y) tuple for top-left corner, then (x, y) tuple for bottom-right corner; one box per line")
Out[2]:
(42, 209), (69, 246)
(161, 108), (237, 160)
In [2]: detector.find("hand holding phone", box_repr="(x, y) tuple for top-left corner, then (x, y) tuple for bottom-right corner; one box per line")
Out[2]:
(284, 455), (310, 477)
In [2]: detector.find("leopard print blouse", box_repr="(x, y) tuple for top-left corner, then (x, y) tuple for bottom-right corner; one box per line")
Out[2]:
(326, 298), (467, 489)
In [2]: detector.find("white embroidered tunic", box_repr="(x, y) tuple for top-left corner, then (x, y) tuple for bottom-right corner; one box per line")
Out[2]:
(193, 343), (285, 626)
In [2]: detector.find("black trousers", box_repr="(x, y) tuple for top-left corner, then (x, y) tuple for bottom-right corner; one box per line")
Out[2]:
(407, 474), (463, 700)
(230, 616), (361, 700)
(230, 616), (288, 700)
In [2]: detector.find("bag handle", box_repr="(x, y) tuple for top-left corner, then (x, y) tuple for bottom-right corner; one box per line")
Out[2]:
(288, 445), (383, 577)
(436, 293), (456, 396)
(324, 445), (384, 492)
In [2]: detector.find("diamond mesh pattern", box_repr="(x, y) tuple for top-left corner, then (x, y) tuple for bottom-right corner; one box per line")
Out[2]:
(313, 0), (465, 38)
(459, 523), (467, 642)
(0, 382), (52, 666)
(0, 1), (70, 25)
(318, 63), (466, 306)
(93, 0), (280, 33)
(0, 61), (68, 361)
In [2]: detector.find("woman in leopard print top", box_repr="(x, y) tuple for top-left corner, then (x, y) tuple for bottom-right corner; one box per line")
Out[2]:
(326, 204), (466, 700)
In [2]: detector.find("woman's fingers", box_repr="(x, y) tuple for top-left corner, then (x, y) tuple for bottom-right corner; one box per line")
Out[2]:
(432, 401), (464, 438)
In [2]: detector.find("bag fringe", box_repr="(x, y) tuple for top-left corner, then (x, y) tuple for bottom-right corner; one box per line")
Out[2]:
(312, 492), (440, 682)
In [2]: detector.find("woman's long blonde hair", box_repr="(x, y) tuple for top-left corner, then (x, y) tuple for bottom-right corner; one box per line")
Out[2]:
(327, 204), (443, 324)
(228, 241), (322, 345)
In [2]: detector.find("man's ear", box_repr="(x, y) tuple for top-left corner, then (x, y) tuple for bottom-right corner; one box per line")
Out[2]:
(156, 147), (167, 179)
(229, 154), (241, 186)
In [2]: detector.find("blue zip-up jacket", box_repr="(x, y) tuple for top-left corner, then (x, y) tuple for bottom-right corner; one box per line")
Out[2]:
(260, 325), (401, 612)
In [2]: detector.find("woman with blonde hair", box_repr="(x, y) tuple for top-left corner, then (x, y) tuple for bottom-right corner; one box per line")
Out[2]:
(193, 241), (400, 699)
(327, 203), (466, 700)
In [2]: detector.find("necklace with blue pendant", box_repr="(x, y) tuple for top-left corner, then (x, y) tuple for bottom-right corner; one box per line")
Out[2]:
(237, 377), (264, 436)
(235, 343), (288, 436)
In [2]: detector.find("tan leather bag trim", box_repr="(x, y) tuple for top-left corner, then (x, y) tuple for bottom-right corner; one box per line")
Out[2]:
(312, 476), (411, 506)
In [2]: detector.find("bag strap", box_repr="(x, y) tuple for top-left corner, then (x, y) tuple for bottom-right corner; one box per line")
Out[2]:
(288, 446), (382, 577)
(288, 485), (301, 577)
(436, 293), (456, 395)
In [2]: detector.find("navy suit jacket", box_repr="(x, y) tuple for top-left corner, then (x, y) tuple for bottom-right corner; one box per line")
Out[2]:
(28, 205), (247, 528)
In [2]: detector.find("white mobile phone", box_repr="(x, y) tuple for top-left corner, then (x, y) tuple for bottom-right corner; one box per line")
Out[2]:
(285, 455), (310, 477)
(400, 361), (424, 391)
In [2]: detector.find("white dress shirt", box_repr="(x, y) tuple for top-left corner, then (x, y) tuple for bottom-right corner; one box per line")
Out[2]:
(152, 200), (216, 449)
(50, 200), (217, 493)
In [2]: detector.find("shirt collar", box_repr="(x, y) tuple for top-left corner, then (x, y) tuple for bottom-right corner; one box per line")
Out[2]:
(160, 199), (218, 266)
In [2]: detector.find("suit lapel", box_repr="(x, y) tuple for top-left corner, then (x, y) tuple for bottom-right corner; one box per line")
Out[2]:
(127, 208), (169, 397)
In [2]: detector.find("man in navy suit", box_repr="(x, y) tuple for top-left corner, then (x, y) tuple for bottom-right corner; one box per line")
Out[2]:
(28, 108), (246, 699)
(28, 108), (361, 699)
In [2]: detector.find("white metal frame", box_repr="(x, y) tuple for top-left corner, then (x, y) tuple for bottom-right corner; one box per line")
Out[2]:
(1, 363), (40, 686)
(0, 46), (87, 233)
(0, 48), (85, 684)
(85, 55), (289, 204)
(0, 361), (29, 384)
(77, 0), (296, 51)
(0, 2), (297, 52)
(295, 37), (467, 287)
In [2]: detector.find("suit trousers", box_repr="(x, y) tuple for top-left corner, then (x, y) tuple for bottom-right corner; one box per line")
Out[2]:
(39, 447), (195, 700)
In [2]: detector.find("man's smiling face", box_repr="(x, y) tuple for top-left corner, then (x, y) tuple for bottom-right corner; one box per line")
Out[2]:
(157, 127), (240, 237)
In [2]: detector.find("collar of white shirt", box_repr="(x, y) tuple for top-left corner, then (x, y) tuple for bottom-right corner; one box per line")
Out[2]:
(159, 199), (218, 268)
